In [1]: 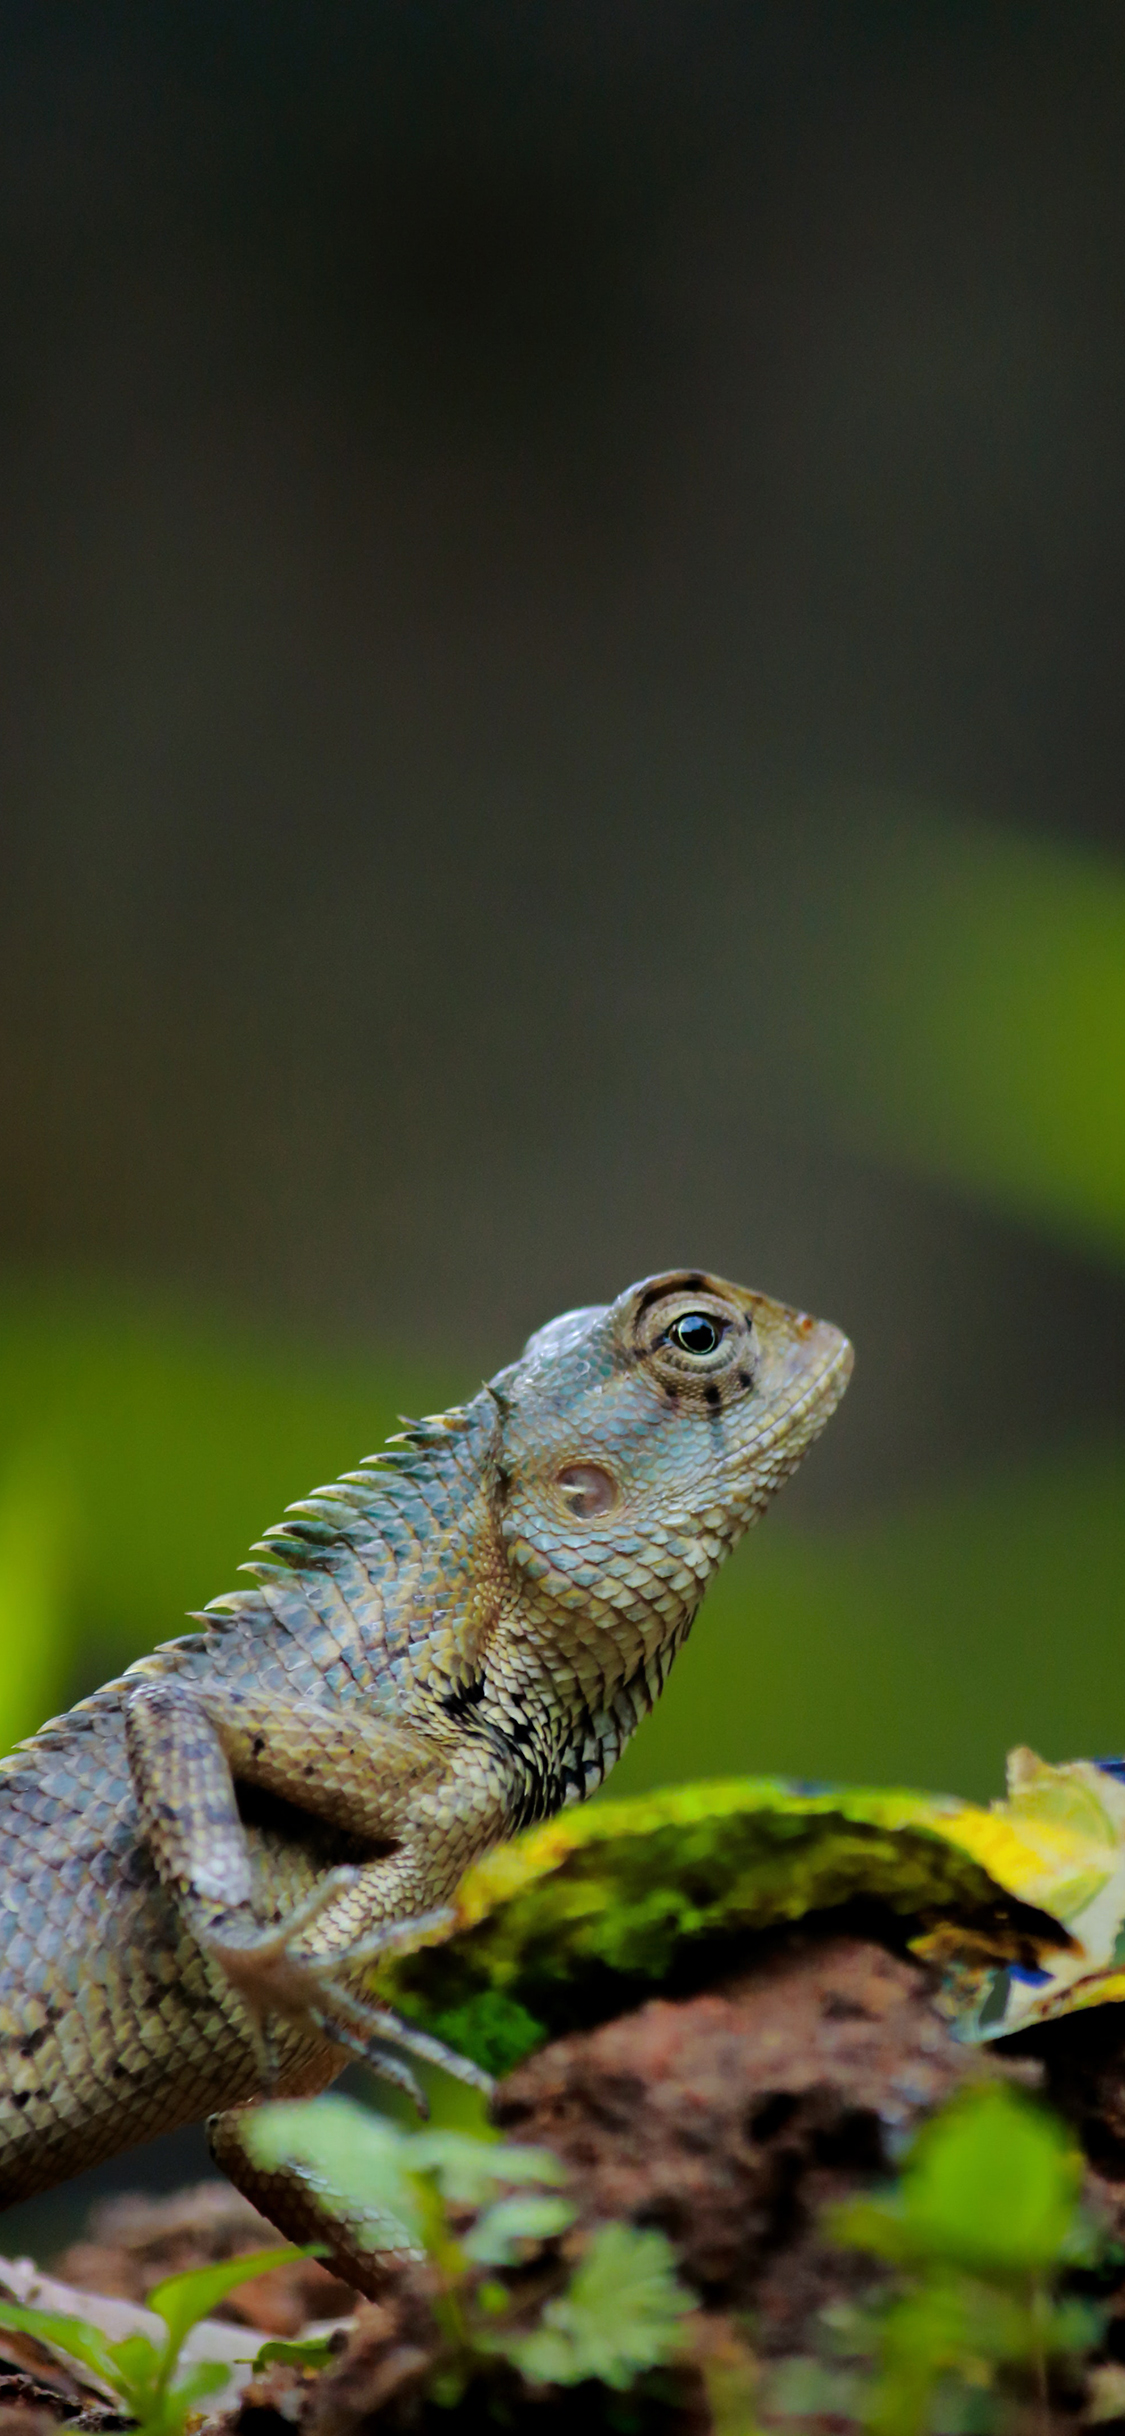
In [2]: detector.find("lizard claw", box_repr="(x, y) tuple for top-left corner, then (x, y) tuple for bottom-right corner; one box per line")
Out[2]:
(203, 1886), (489, 2103)
(308, 1980), (496, 2101)
(308, 2011), (430, 2114)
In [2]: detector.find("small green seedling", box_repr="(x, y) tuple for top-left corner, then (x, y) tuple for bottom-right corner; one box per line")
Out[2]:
(494, 2217), (695, 2392)
(831, 2081), (1100, 2436)
(0, 2245), (305, 2436)
(248, 2095), (692, 2404)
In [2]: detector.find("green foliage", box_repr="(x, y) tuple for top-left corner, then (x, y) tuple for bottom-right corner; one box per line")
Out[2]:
(253, 2334), (338, 2372)
(843, 2082), (1083, 2278)
(248, 2095), (691, 2406)
(494, 2220), (693, 2391)
(425, 1990), (548, 2079)
(829, 2084), (1100, 2436)
(0, 2246), (303, 2436)
(246, 2096), (572, 2261)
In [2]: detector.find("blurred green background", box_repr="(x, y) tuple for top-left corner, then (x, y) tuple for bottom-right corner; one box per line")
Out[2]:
(2, 4), (1125, 1812)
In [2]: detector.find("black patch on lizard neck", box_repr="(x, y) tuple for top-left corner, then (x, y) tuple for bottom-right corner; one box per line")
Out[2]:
(496, 1659), (662, 1832)
(439, 1676), (486, 1719)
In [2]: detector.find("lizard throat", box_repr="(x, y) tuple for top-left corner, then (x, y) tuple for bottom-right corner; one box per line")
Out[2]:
(484, 1622), (692, 1832)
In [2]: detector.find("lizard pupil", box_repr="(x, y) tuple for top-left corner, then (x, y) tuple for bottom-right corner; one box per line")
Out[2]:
(669, 1313), (721, 1356)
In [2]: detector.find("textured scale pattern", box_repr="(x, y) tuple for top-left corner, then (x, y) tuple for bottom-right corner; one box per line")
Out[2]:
(0, 1270), (851, 2214)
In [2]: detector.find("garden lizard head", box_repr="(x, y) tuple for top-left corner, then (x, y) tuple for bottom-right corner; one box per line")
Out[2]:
(481, 1270), (852, 1791)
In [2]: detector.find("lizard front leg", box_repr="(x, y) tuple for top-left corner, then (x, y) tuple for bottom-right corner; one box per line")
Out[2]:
(123, 1678), (500, 2104)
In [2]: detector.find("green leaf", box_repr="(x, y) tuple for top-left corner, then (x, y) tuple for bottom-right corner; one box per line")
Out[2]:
(897, 2085), (1082, 2277)
(253, 2336), (338, 2372)
(147, 2357), (233, 2436)
(246, 2100), (424, 2249)
(172, 2358), (231, 2397)
(247, 2097), (571, 2266)
(0, 2299), (125, 2396)
(0, 2278), (276, 2435)
(495, 2222), (692, 2390)
(835, 2088), (1084, 2281)
(408, 2128), (569, 2207)
(147, 2246), (306, 2356)
(161, 2358), (231, 2410)
(104, 2329), (162, 2410)
(463, 2193), (577, 2266)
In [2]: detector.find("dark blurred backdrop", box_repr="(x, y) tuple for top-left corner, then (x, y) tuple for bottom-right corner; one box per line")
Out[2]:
(1, 0), (1125, 1804)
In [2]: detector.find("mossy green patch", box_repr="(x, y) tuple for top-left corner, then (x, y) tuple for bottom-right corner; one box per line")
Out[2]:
(374, 1777), (1033, 2072)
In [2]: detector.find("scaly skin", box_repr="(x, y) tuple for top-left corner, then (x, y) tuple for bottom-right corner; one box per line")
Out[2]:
(0, 1270), (851, 2222)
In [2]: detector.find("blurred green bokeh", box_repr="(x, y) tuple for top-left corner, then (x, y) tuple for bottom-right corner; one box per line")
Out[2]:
(800, 809), (1125, 1267)
(1, 808), (1123, 1801)
(612, 1443), (1125, 1804)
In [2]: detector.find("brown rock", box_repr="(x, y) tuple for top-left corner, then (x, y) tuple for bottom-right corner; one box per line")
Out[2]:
(494, 1930), (984, 2344)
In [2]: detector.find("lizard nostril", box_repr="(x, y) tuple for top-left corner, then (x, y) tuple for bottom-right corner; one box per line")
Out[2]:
(555, 1463), (619, 1519)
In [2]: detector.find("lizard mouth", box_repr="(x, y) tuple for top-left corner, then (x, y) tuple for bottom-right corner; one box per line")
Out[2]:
(782, 1325), (854, 1427)
(736, 1321), (854, 1475)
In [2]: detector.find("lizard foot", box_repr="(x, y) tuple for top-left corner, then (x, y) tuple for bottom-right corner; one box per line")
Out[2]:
(306, 1980), (496, 2105)
(204, 1869), (493, 2106)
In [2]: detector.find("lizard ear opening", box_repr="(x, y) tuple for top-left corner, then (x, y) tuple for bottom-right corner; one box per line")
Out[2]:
(554, 1463), (619, 1519)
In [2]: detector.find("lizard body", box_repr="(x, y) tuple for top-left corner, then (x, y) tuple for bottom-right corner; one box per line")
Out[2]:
(0, 1270), (851, 2224)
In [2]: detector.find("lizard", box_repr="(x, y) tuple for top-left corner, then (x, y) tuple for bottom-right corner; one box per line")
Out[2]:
(0, 1267), (851, 2245)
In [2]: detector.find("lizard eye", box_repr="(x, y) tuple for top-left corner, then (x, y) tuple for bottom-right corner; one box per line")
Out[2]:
(629, 1276), (751, 1398)
(667, 1312), (724, 1357)
(555, 1463), (618, 1519)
